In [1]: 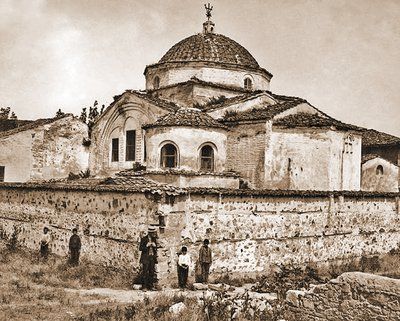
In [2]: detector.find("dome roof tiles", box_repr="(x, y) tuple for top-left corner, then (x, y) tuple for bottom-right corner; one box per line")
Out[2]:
(158, 33), (260, 69)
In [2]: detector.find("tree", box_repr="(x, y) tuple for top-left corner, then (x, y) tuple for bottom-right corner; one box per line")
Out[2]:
(55, 109), (65, 118)
(9, 112), (17, 120)
(79, 107), (87, 123)
(0, 107), (11, 120)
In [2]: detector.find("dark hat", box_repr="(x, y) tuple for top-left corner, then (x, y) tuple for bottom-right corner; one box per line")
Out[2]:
(148, 226), (157, 233)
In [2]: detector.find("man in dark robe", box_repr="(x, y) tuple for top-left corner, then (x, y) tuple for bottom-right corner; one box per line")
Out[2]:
(198, 239), (212, 283)
(139, 226), (158, 290)
(69, 228), (81, 266)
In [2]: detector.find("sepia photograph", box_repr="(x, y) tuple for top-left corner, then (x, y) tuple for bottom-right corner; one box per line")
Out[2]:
(0, 0), (399, 320)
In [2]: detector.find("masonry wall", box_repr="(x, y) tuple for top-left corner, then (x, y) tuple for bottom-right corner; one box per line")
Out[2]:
(159, 192), (400, 282)
(225, 122), (266, 188)
(285, 272), (400, 321)
(362, 158), (399, 192)
(1, 184), (399, 285)
(0, 116), (89, 182)
(265, 128), (361, 191)
(0, 187), (159, 269)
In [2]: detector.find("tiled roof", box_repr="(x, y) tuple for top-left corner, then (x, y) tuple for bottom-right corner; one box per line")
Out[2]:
(101, 175), (181, 195)
(0, 119), (33, 132)
(0, 115), (73, 138)
(143, 108), (227, 130)
(273, 113), (360, 131)
(360, 129), (400, 147)
(148, 77), (249, 95)
(221, 99), (306, 123)
(115, 168), (240, 178)
(159, 33), (260, 69)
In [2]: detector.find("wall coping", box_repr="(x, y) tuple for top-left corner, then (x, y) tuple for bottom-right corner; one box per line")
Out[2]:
(0, 182), (399, 199)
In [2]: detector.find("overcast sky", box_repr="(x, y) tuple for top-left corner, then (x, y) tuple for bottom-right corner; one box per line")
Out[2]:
(1, 0), (399, 136)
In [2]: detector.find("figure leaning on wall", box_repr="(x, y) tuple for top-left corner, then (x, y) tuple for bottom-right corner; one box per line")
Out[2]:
(139, 226), (158, 290)
(68, 228), (81, 266)
(40, 227), (51, 261)
(177, 246), (191, 289)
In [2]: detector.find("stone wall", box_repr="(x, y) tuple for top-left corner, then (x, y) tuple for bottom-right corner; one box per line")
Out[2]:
(0, 186), (159, 269)
(159, 192), (400, 282)
(1, 183), (399, 285)
(285, 272), (400, 321)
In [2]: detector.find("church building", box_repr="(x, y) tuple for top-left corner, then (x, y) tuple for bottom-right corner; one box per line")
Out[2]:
(1, 7), (399, 192)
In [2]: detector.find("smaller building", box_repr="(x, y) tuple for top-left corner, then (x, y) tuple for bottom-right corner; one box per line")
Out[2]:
(361, 155), (399, 192)
(0, 115), (89, 182)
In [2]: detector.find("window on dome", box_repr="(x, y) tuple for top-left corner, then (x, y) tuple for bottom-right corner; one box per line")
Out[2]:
(200, 145), (214, 171)
(153, 76), (160, 89)
(161, 143), (178, 168)
(376, 165), (384, 175)
(244, 77), (253, 90)
(111, 138), (119, 162)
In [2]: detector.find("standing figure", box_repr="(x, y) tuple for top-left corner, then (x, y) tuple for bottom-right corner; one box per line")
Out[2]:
(177, 246), (191, 289)
(40, 227), (51, 261)
(198, 239), (212, 283)
(69, 228), (81, 266)
(139, 226), (158, 290)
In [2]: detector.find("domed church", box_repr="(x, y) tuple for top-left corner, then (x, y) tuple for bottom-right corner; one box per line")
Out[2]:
(87, 6), (399, 192)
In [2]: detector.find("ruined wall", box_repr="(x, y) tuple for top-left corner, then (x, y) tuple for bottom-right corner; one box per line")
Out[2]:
(145, 126), (227, 172)
(361, 158), (399, 192)
(0, 186), (159, 269)
(285, 272), (400, 321)
(0, 116), (89, 182)
(159, 192), (400, 282)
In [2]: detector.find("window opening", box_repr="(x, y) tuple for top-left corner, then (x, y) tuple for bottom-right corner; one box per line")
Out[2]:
(111, 138), (119, 162)
(376, 165), (384, 175)
(125, 130), (136, 161)
(200, 145), (214, 171)
(244, 77), (253, 90)
(161, 144), (177, 168)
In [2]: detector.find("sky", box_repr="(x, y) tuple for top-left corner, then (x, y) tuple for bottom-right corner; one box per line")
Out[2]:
(0, 0), (399, 136)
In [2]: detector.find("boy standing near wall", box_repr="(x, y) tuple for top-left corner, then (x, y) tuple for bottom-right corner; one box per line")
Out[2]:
(40, 227), (51, 261)
(177, 246), (191, 289)
(198, 239), (212, 283)
(68, 228), (81, 266)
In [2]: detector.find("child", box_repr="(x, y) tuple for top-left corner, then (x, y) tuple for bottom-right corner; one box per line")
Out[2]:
(177, 246), (191, 289)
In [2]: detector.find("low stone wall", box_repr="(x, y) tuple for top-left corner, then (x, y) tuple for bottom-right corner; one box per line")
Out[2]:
(0, 186), (159, 269)
(285, 272), (400, 321)
(1, 183), (400, 285)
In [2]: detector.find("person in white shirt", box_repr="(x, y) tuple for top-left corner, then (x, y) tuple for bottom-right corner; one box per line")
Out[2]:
(40, 227), (51, 261)
(177, 246), (191, 289)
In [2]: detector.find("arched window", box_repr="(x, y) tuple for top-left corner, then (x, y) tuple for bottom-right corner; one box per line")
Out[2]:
(200, 145), (214, 171)
(160, 143), (177, 168)
(376, 165), (384, 175)
(244, 77), (253, 90)
(153, 76), (160, 89)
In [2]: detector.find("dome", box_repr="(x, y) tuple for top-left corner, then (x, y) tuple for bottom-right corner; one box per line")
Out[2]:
(158, 33), (260, 69)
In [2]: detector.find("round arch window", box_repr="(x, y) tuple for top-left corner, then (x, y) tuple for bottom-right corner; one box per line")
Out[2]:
(153, 76), (160, 89)
(376, 165), (384, 175)
(200, 145), (214, 171)
(160, 143), (177, 168)
(244, 77), (253, 90)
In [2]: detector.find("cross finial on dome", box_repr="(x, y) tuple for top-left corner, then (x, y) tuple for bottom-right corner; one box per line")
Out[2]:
(203, 3), (215, 34)
(204, 3), (213, 21)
